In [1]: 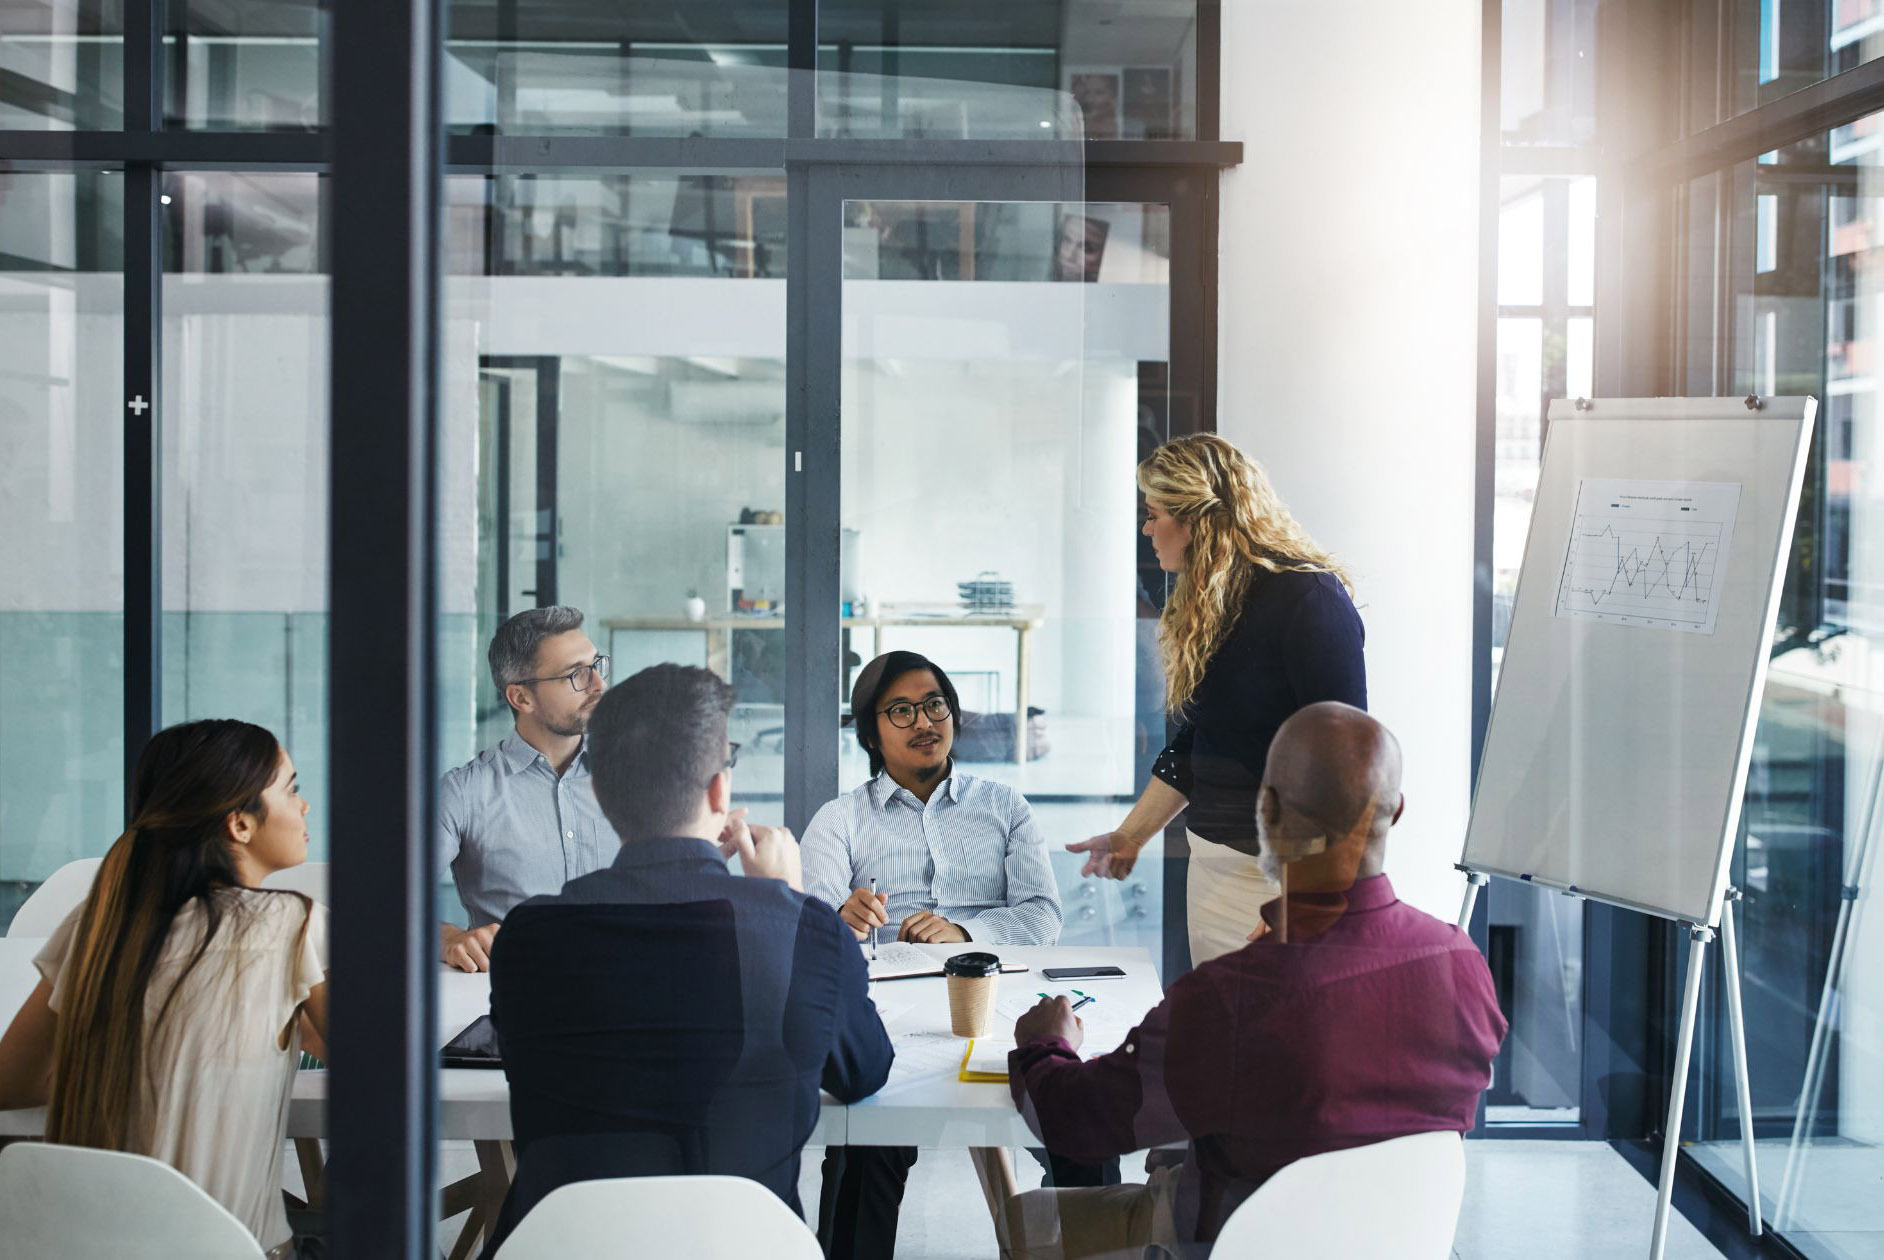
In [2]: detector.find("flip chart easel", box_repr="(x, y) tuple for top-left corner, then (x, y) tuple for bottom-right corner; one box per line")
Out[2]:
(1457, 395), (1817, 1260)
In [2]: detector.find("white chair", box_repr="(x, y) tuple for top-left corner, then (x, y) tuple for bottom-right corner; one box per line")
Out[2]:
(6, 858), (101, 937)
(1212, 1131), (1466, 1259)
(495, 1174), (823, 1260)
(263, 860), (328, 904)
(0, 1142), (264, 1260)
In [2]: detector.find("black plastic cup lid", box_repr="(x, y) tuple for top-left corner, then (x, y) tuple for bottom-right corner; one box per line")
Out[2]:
(943, 951), (1001, 978)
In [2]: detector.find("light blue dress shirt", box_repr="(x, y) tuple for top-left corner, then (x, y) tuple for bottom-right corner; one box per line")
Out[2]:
(438, 731), (618, 926)
(800, 766), (1062, 946)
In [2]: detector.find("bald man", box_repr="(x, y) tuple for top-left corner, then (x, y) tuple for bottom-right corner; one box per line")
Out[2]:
(1002, 705), (1507, 1259)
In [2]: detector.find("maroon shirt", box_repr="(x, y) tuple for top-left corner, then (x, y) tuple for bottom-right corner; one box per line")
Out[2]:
(1008, 874), (1507, 1245)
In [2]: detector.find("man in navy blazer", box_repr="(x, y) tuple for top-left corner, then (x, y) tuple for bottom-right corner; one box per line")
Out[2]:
(490, 663), (893, 1222)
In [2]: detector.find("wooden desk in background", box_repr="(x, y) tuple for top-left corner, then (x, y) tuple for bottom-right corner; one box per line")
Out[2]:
(604, 603), (1046, 762)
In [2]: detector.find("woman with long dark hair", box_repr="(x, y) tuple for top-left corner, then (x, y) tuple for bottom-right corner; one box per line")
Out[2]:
(0, 719), (329, 1259)
(1069, 434), (1367, 965)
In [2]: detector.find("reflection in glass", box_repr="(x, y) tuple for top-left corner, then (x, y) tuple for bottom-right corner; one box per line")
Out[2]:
(1723, 0), (1884, 120)
(165, 0), (324, 130)
(838, 197), (1170, 958)
(162, 171), (321, 273)
(842, 201), (1169, 283)
(449, 175), (788, 279)
(0, 2), (121, 130)
(0, 172), (125, 928)
(445, 1), (789, 137)
(1681, 115), (1884, 1258)
(159, 173), (330, 856)
(817, 0), (1197, 140)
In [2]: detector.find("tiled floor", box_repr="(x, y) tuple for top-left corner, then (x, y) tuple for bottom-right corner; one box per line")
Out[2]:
(1690, 1137), (1882, 1260)
(800, 1140), (1732, 1259)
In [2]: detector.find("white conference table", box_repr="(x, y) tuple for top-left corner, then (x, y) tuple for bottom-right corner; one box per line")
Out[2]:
(0, 938), (1162, 1253)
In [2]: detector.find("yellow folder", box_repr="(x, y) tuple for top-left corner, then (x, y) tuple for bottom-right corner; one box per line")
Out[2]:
(958, 1039), (1013, 1083)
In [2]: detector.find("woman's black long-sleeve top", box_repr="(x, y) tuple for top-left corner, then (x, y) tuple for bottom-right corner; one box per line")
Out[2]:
(1151, 569), (1367, 856)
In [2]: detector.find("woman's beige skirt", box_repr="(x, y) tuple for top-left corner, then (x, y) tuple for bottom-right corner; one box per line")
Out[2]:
(1185, 831), (1281, 966)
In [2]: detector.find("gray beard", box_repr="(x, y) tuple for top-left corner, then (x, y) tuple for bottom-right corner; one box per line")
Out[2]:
(1257, 847), (1284, 888)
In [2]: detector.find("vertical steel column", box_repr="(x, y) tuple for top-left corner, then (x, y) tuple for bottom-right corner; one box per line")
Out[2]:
(328, 0), (442, 1243)
(1467, 0), (1503, 1136)
(783, 0), (841, 835)
(1197, 1), (1221, 143)
(533, 357), (559, 607)
(122, 0), (163, 798)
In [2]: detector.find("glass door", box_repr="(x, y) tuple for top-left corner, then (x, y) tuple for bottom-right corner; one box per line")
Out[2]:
(802, 161), (1176, 963)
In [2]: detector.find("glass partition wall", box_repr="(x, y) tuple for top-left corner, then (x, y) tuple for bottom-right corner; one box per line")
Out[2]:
(0, 6), (1233, 1250)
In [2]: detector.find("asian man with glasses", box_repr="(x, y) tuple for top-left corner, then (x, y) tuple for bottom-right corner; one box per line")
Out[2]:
(802, 651), (1067, 1260)
(436, 605), (620, 972)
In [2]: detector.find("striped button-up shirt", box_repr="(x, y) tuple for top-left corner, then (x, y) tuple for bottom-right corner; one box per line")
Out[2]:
(801, 767), (1062, 946)
(438, 731), (618, 927)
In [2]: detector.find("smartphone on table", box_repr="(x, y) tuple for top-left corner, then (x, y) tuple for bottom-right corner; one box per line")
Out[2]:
(1040, 966), (1127, 982)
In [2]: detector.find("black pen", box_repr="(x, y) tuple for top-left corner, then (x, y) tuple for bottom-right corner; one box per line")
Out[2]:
(1070, 994), (1096, 1013)
(869, 877), (878, 962)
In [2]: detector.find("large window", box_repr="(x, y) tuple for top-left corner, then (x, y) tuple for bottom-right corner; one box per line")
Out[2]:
(1676, 118), (1884, 1260)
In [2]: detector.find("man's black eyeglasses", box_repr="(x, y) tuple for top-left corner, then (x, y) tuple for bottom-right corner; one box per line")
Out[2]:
(517, 655), (610, 693)
(880, 696), (952, 728)
(705, 742), (741, 788)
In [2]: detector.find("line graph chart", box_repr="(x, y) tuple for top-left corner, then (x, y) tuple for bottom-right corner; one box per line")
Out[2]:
(1553, 478), (1741, 634)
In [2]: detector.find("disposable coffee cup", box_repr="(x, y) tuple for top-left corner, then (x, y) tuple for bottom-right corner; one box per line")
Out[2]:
(944, 952), (1001, 1038)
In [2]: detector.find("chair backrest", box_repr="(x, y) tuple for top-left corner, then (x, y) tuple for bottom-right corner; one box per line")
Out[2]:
(1212, 1131), (1466, 1259)
(263, 860), (328, 904)
(7, 858), (102, 937)
(495, 1174), (823, 1260)
(486, 1130), (696, 1256)
(0, 1142), (264, 1260)
(7, 859), (328, 939)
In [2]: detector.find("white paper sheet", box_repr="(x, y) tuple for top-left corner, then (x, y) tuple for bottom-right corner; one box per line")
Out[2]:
(1552, 477), (1741, 634)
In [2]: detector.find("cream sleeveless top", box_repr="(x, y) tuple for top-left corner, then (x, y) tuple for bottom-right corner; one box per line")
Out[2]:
(36, 888), (329, 1251)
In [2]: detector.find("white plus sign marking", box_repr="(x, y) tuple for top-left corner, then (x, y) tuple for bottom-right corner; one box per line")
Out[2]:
(127, 395), (149, 416)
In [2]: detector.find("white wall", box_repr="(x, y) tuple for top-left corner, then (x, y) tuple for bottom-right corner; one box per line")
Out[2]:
(1217, 0), (1482, 921)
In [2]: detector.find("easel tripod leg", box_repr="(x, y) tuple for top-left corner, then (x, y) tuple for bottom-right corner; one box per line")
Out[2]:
(1457, 870), (1488, 932)
(1651, 927), (1711, 1260)
(1720, 892), (1762, 1235)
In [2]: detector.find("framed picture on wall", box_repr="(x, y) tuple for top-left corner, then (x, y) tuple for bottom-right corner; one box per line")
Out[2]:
(1122, 67), (1175, 139)
(1051, 210), (1110, 283)
(1065, 69), (1120, 139)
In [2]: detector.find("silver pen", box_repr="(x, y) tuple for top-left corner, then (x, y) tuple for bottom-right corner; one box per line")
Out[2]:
(869, 877), (879, 961)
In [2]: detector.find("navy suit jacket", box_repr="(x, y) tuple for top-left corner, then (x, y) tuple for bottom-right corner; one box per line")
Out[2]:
(489, 835), (894, 1213)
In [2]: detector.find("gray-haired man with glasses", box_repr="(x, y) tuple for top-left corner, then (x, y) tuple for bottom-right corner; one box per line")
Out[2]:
(437, 605), (618, 972)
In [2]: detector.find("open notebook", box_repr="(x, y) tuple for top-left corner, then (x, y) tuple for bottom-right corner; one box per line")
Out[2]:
(864, 941), (1030, 982)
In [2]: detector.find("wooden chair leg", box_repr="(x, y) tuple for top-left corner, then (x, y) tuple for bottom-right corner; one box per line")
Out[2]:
(968, 1147), (1019, 1260)
(443, 1199), (484, 1260)
(293, 1138), (326, 1209)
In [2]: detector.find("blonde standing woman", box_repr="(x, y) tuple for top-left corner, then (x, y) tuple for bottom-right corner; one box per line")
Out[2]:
(1067, 434), (1367, 965)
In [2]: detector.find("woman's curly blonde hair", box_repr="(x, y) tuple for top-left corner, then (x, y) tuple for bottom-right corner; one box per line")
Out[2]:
(1139, 434), (1352, 715)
